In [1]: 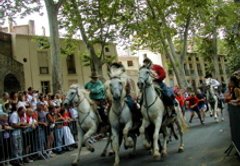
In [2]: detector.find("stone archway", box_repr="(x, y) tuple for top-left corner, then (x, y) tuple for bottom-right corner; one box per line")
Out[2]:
(4, 74), (21, 93)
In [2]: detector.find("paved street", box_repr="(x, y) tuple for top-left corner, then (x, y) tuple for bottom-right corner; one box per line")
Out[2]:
(28, 110), (239, 166)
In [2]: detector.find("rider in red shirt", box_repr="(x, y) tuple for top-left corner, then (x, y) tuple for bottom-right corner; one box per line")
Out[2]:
(143, 58), (176, 117)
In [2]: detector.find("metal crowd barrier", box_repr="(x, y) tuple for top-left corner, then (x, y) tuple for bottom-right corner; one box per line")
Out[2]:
(227, 104), (240, 156)
(0, 120), (78, 164)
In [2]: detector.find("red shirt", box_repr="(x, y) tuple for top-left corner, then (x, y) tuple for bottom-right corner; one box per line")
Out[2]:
(185, 96), (199, 109)
(176, 95), (185, 107)
(151, 64), (166, 81)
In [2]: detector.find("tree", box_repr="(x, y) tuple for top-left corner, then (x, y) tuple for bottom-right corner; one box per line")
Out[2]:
(60, 0), (121, 76)
(120, 0), (211, 88)
(0, 0), (42, 25)
(44, 0), (66, 93)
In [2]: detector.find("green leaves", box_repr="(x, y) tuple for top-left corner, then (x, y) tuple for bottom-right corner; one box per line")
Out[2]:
(0, 0), (43, 25)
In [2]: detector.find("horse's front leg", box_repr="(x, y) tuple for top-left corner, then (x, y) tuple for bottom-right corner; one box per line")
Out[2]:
(161, 126), (169, 160)
(111, 127), (120, 166)
(123, 120), (133, 148)
(83, 123), (97, 152)
(152, 117), (162, 160)
(175, 120), (184, 153)
(139, 118), (150, 149)
(214, 101), (219, 122)
(72, 129), (83, 166)
(101, 134), (112, 157)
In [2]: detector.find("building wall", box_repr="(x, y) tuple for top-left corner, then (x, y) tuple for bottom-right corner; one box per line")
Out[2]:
(0, 53), (25, 95)
(12, 34), (118, 93)
(164, 53), (229, 89)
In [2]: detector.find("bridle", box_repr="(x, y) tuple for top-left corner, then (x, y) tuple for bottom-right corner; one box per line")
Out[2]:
(139, 67), (159, 121)
(65, 87), (85, 107)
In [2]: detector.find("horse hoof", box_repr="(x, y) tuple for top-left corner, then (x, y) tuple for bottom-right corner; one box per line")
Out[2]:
(153, 151), (161, 160)
(72, 162), (78, 166)
(178, 148), (184, 153)
(114, 163), (119, 166)
(101, 152), (106, 157)
(144, 143), (151, 150)
(109, 151), (115, 156)
(161, 152), (167, 160)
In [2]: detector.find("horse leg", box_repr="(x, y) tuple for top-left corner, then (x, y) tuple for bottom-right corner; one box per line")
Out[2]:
(139, 119), (150, 150)
(111, 128), (120, 166)
(83, 124), (97, 152)
(175, 119), (184, 153)
(152, 117), (162, 160)
(72, 129), (83, 166)
(214, 101), (219, 122)
(101, 135), (111, 157)
(123, 120), (133, 148)
(161, 126), (168, 160)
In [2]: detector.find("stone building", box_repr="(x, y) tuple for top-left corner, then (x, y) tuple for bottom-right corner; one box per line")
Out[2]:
(0, 20), (118, 94)
(0, 32), (25, 95)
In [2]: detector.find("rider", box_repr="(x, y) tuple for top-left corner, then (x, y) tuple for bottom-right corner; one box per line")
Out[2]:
(142, 57), (177, 118)
(107, 62), (142, 131)
(205, 73), (221, 90)
(84, 72), (108, 129)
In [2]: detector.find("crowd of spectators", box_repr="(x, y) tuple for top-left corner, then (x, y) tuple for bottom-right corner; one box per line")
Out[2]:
(0, 87), (78, 166)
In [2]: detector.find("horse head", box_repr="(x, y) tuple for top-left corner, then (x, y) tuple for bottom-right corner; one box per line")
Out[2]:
(108, 77), (126, 102)
(137, 66), (153, 90)
(63, 84), (83, 107)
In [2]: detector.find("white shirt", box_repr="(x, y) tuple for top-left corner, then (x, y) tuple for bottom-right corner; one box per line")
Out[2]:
(9, 111), (21, 136)
(69, 108), (78, 119)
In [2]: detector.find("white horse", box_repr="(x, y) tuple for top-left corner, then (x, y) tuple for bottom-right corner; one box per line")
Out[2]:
(137, 66), (186, 160)
(63, 84), (99, 166)
(105, 76), (137, 166)
(205, 78), (221, 122)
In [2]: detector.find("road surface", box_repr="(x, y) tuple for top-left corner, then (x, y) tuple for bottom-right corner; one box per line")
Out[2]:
(28, 110), (239, 166)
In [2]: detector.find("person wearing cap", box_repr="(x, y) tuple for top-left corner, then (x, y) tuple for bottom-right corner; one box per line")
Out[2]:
(84, 72), (107, 128)
(142, 57), (177, 118)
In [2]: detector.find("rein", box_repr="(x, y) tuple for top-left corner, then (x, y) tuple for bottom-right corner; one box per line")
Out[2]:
(139, 68), (159, 122)
(65, 87), (91, 127)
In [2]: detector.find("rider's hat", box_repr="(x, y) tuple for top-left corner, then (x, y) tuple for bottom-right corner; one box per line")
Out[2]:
(90, 72), (100, 78)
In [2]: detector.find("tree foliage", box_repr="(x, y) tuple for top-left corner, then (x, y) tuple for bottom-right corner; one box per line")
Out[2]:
(0, 0), (42, 25)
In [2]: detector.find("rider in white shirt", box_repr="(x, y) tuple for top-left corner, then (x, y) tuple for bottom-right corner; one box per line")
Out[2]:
(205, 73), (220, 89)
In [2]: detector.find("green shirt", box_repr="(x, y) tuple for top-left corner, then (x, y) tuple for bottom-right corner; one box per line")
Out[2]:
(84, 80), (105, 100)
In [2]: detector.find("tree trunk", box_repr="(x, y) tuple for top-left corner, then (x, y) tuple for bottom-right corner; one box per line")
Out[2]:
(44, 0), (63, 93)
(212, 27), (220, 80)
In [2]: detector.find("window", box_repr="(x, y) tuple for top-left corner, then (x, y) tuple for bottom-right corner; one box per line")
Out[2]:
(127, 60), (134, 67)
(168, 69), (173, 75)
(221, 77), (224, 82)
(184, 64), (189, 76)
(189, 64), (193, 69)
(105, 47), (110, 52)
(41, 81), (50, 94)
(37, 51), (49, 74)
(40, 67), (49, 74)
(188, 57), (191, 61)
(197, 63), (203, 76)
(66, 54), (76, 74)
(196, 57), (199, 61)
